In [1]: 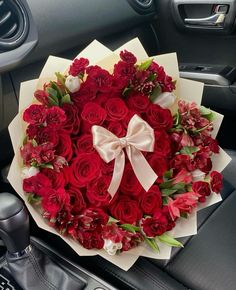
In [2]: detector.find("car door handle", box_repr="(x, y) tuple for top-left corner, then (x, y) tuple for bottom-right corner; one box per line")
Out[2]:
(185, 12), (226, 26)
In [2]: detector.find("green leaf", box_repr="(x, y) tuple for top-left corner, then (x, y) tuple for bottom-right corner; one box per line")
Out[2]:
(23, 136), (28, 145)
(27, 193), (41, 204)
(55, 72), (66, 86)
(46, 87), (58, 99)
(158, 233), (184, 248)
(108, 216), (120, 224)
(159, 181), (172, 189)
(161, 188), (177, 196)
(138, 58), (153, 71)
(120, 224), (140, 233)
(50, 82), (62, 99)
(162, 196), (168, 205)
(40, 163), (54, 169)
(61, 94), (72, 105)
(180, 146), (199, 158)
(180, 212), (188, 219)
(145, 237), (160, 253)
(163, 169), (173, 182)
(174, 111), (180, 126)
(31, 139), (38, 147)
(122, 87), (132, 97)
(149, 85), (162, 103)
(147, 73), (156, 82)
(48, 96), (59, 107)
(200, 106), (215, 121)
(172, 183), (186, 191)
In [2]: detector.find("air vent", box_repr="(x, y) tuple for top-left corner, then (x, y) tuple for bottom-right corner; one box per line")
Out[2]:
(135, 0), (153, 8)
(0, 0), (29, 51)
(127, 0), (155, 14)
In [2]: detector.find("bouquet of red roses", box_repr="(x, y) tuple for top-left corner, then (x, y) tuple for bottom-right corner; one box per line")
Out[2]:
(8, 39), (231, 270)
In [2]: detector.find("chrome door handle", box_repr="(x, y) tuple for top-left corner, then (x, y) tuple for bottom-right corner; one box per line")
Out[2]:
(185, 13), (226, 26)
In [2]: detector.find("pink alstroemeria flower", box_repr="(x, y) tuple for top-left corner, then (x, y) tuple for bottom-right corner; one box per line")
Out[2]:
(168, 192), (200, 220)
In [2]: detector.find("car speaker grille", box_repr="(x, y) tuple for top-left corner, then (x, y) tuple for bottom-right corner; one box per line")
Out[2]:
(0, 0), (29, 51)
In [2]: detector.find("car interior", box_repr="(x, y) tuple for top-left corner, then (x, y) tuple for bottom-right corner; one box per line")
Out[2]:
(0, 0), (236, 289)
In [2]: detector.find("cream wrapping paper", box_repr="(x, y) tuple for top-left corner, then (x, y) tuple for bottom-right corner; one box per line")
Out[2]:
(7, 38), (231, 270)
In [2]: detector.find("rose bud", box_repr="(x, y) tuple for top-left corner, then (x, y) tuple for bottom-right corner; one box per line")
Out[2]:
(65, 75), (81, 93)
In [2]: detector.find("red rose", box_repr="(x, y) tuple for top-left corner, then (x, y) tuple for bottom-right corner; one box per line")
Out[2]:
(120, 50), (137, 64)
(87, 176), (111, 207)
(210, 171), (223, 193)
(109, 196), (142, 225)
(107, 121), (125, 137)
(139, 185), (162, 215)
(67, 186), (86, 214)
(127, 93), (150, 113)
(23, 173), (51, 196)
(41, 188), (70, 218)
(121, 110), (137, 129)
(141, 209), (168, 237)
(81, 102), (107, 125)
(55, 131), (73, 161)
(62, 103), (80, 135)
(72, 81), (97, 110)
(35, 126), (59, 146)
(120, 164), (142, 197)
(23, 104), (46, 125)
(147, 153), (168, 183)
(192, 181), (211, 203)
(105, 98), (129, 121)
(75, 134), (94, 154)
(69, 153), (101, 187)
(46, 106), (67, 128)
(154, 130), (171, 156)
(34, 89), (49, 106)
(101, 159), (114, 175)
(146, 104), (173, 130)
(41, 168), (65, 189)
(69, 57), (89, 76)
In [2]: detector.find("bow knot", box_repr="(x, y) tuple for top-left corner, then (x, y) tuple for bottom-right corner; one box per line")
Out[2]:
(119, 137), (128, 148)
(92, 114), (158, 198)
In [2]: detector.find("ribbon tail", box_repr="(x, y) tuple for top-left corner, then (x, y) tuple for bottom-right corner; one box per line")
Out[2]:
(108, 151), (125, 198)
(126, 146), (158, 192)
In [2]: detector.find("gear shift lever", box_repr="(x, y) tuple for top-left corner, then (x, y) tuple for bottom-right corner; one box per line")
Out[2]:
(0, 192), (30, 254)
(0, 193), (86, 290)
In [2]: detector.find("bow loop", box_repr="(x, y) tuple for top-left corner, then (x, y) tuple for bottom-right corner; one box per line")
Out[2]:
(92, 114), (158, 198)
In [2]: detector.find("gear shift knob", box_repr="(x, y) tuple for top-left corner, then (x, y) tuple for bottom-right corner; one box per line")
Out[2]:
(0, 192), (30, 253)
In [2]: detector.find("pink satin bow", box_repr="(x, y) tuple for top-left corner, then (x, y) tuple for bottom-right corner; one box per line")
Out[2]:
(92, 114), (158, 197)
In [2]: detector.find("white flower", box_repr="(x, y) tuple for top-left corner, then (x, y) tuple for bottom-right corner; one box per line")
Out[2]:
(103, 239), (122, 256)
(65, 75), (81, 93)
(21, 167), (39, 179)
(192, 169), (206, 182)
(153, 92), (176, 108)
